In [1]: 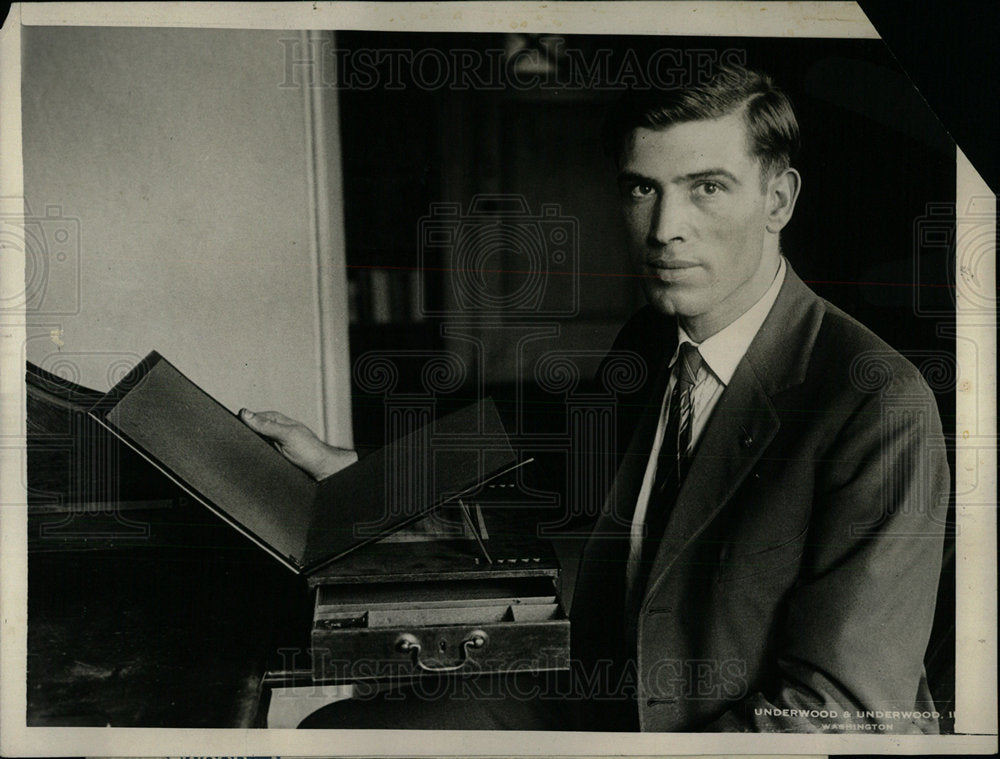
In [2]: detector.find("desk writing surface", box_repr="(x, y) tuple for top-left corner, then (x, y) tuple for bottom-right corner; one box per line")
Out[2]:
(307, 504), (561, 586)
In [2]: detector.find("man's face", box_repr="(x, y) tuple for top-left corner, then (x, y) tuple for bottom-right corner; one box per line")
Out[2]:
(618, 110), (780, 341)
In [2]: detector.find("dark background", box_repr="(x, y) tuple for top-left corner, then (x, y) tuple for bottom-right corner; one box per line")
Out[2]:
(860, 0), (999, 194)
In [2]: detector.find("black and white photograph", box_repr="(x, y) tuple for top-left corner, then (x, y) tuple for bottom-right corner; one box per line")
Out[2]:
(0, 2), (995, 756)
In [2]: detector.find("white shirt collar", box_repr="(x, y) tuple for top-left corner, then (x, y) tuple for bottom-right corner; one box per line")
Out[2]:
(673, 257), (787, 386)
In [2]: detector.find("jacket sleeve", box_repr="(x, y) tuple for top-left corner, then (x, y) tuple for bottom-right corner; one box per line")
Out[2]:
(708, 369), (950, 733)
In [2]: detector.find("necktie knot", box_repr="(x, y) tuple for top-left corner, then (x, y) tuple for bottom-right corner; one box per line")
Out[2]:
(676, 342), (702, 387)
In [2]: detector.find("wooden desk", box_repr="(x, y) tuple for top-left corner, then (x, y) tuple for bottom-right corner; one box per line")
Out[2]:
(27, 522), (310, 728)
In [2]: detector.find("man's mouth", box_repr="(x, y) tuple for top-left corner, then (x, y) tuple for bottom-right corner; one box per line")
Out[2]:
(644, 259), (699, 281)
(647, 258), (698, 269)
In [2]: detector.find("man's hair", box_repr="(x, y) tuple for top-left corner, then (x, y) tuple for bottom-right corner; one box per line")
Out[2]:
(602, 64), (800, 187)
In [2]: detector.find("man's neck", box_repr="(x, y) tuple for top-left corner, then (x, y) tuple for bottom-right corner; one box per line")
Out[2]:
(680, 255), (783, 343)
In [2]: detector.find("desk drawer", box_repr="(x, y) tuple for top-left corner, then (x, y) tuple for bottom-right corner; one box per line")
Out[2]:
(311, 576), (569, 682)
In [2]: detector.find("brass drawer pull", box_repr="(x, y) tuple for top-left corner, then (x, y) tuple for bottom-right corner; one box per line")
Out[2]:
(394, 629), (489, 673)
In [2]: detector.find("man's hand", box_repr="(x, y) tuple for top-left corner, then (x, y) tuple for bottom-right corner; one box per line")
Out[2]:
(239, 408), (358, 481)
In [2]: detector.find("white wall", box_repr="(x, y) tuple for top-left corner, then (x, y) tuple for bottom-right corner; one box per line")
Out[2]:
(22, 26), (351, 443)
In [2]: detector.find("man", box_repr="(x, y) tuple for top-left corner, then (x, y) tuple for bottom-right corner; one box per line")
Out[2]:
(568, 65), (950, 732)
(243, 64), (949, 733)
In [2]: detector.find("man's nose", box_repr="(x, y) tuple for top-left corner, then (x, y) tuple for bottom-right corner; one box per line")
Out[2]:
(647, 191), (687, 246)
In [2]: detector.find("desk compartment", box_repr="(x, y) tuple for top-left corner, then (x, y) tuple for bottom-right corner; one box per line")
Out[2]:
(311, 576), (569, 682)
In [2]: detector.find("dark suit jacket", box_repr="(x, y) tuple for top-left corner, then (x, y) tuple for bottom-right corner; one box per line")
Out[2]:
(570, 264), (950, 732)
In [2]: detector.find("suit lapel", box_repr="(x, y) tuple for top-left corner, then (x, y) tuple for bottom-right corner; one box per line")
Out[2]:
(644, 361), (778, 590)
(643, 265), (825, 598)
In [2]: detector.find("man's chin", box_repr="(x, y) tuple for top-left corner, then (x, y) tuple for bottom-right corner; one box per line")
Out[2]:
(642, 286), (691, 319)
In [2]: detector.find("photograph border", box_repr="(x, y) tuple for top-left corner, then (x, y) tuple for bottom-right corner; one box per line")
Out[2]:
(1, 2), (995, 756)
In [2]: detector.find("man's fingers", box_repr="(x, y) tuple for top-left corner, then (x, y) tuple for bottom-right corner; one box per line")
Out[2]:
(239, 408), (355, 479)
(240, 408), (296, 437)
(243, 409), (295, 424)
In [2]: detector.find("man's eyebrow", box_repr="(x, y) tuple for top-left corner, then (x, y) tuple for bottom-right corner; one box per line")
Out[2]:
(683, 169), (741, 185)
(616, 170), (655, 186)
(616, 168), (742, 186)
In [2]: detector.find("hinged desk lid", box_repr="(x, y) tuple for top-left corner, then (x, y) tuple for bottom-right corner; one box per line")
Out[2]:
(90, 351), (524, 574)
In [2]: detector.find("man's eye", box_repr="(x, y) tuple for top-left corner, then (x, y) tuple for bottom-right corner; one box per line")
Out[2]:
(695, 181), (723, 197)
(629, 183), (656, 199)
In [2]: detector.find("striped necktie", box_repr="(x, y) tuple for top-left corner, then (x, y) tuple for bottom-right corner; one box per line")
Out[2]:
(638, 341), (703, 575)
(653, 341), (703, 495)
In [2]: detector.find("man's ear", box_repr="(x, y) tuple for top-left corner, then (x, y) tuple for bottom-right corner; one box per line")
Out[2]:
(765, 168), (801, 234)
